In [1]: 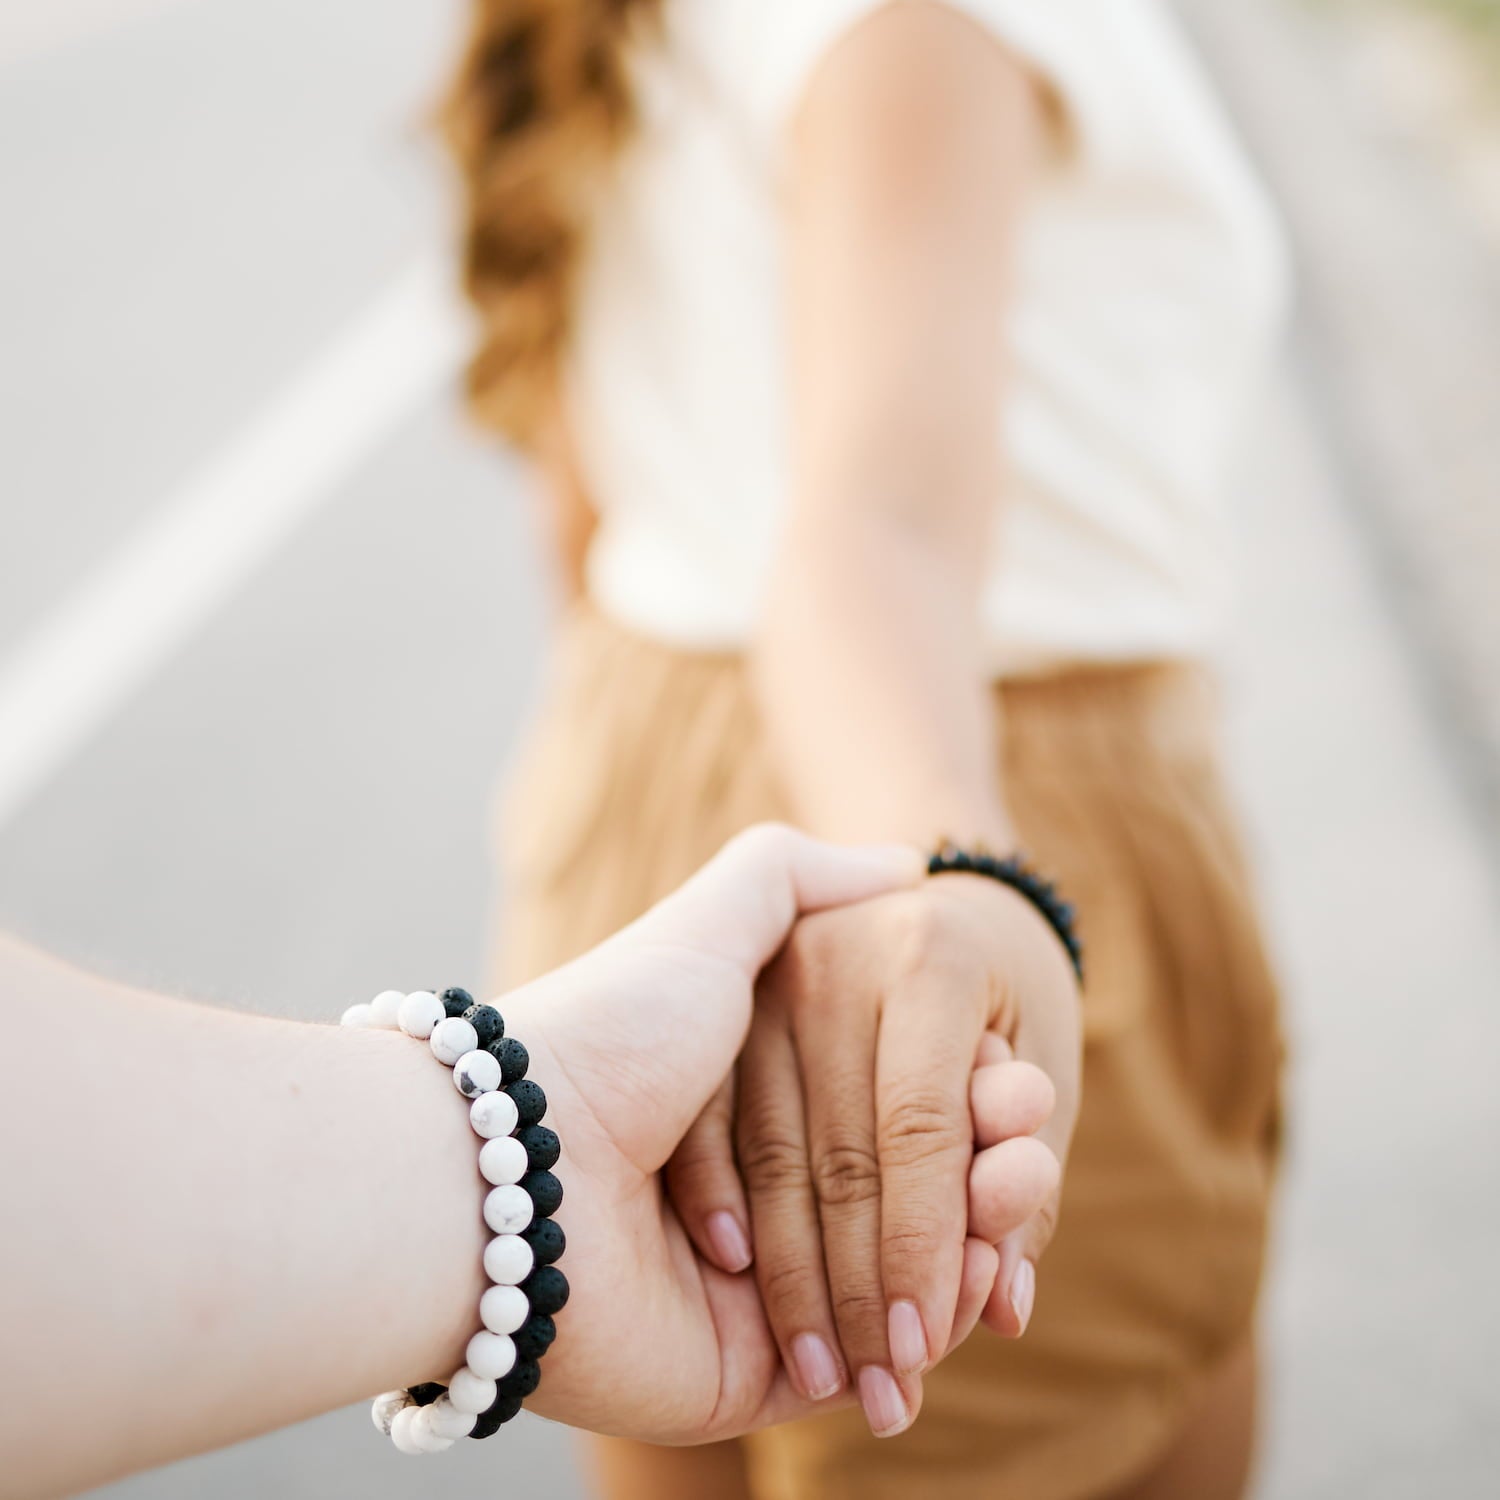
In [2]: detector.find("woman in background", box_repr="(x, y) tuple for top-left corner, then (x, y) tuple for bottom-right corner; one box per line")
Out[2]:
(444, 2), (1287, 1499)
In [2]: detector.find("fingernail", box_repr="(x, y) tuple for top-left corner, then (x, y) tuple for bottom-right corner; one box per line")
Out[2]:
(791, 1333), (843, 1400)
(705, 1211), (752, 1273)
(1009, 1258), (1036, 1335)
(858, 1366), (911, 1438)
(888, 1300), (928, 1375)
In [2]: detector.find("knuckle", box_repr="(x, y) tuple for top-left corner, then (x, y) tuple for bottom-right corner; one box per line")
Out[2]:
(729, 821), (799, 870)
(757, 1255), (821, 1315)
(811, 1140), (881, 1208)
(876, 1218), (948, 1266)
(880, 1218), (948, 1268)
(669, 1132), (729, 1182)
(880, 1089), (969, 1169)
(738, 1130), (808, 1194)
(831, 1282), (886, 1332)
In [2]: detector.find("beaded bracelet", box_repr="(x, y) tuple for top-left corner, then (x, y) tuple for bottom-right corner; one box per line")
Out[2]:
(339, 986), (567, 1455)
(928, 842), (1085, 984)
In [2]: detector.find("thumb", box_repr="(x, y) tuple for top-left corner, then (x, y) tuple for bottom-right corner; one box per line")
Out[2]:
(624, 823), (924, 975)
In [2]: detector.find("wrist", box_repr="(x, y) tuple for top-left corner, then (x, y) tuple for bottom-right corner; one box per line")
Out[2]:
(340, 988), (572, 1453)
(928, 860), (1083, 992)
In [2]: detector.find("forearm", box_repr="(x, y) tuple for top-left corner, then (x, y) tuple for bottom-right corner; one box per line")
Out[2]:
(754, 504), (1013, 850)
(761, 4), (1038, 852)
(0, 938), (485, 1498)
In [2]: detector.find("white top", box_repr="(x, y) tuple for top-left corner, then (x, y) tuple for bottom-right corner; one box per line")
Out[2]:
(565, 0), (1290, 674)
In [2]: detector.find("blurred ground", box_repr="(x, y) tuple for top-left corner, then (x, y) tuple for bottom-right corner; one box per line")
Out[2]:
(0, 2), (1496, 1497)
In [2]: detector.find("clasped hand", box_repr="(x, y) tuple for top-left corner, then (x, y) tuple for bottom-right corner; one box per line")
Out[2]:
(508, 825), (1081, 1444)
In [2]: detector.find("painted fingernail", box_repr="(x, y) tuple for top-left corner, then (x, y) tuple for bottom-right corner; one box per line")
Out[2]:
(1009, 1258), (1036, 1335)
(858, 1366), (911, 1438)
(888, 1300), (928, 1375)
(705, 1211), (752, 1273)
(791, 1333), (843, 1400)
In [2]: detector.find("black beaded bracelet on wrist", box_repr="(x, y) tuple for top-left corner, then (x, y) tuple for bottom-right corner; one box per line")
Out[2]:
(928, 843), (1085, 984)
(340, 985), (568, 1455)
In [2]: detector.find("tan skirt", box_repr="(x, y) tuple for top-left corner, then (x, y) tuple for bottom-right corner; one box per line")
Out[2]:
(493, 604), (1285, 1500)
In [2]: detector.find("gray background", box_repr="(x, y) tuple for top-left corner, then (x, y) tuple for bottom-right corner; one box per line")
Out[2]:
(1, 2), (1496, 1496)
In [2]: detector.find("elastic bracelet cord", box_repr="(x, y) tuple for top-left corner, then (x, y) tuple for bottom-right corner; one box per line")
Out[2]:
(928, 842), (1085, 984)
(339, 986), (567, 1455)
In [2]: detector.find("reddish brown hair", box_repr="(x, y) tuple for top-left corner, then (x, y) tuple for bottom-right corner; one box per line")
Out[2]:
(440, 0), (659, 448)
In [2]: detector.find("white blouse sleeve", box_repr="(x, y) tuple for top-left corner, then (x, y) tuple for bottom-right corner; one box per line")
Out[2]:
(716, 0), (1122, 161)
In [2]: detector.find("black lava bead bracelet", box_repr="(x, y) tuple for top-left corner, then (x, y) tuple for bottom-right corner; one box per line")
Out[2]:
(339, 986), (568, 1455)
(928, 843), (1085, 984)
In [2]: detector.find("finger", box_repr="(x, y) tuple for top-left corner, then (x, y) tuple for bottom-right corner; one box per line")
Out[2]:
(973, 1030), (1014, 1067)
(789, 965), (910, 1435)
(1009, 953), (1082, 1177)
(871, 969), (986, 1382)
(665, 1077), (753, 1274)
(967, 1136), (1060, 1245)
(981, 964), (1079, 1341)
(981, 1221), (1047, 1339)
(970, 1060), (1056, 1148)
(736, 1003), (849, 1405)
(944, 1237), (1001, 1355)
(632, 824), (924, 976)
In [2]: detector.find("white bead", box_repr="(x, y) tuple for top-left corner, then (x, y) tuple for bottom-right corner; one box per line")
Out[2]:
(411, 1408), (454, 1453)
(470, 1090), (520, 1139)
(397, 991), (444, 1039)
(481, 1282), (531, 1335)
(426, 1394), (476, 1439)
(370, 1389), (408, 1435)
(446, 1366), (496, 1415)
(465, 1329), (517, 1381)
(340, 1003), (373, 1027)
(479, 1135), (528, 1186)
(430, 1016), (478, 1066)
(389, 1405), (425, 1455)
(484, 1183), (534, 1235)
(369, 989), (405, 1028)
(453, 1048), (502, 1099)
(483, 1233), (535, 1286)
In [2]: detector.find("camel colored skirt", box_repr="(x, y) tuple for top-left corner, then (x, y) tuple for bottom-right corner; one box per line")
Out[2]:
(493, 604), (1285, 1500)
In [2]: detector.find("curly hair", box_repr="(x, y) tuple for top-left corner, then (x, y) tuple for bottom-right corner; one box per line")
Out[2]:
(440, 0), (660, 449)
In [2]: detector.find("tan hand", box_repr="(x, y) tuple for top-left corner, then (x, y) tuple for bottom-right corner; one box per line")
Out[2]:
(667, 873), (1082, 1436)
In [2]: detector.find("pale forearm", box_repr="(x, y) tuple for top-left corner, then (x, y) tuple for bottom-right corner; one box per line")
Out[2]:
(0, 938), (484, 1498)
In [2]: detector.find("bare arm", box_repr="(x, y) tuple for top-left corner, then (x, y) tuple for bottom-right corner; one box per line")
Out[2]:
(756, 0), (1040, 848)
(0, 935), (485, 1496)
(4, 833), (1033, 1496)
(667, 4), (1081, 1440)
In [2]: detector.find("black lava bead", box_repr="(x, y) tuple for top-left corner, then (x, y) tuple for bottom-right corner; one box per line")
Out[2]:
(496, 1359), (542, 1401)
(463, 1003), (505, 1048)
(517, 1124), (560, 1172)
(488, 1036), (529, 1083)
(523, 1265), (570, 1316)
(408, 1382), (444, 1407)
(521, 1218), (565, 1267)
(440, 986), (474, 1018)
(522, 1169), (563, 1218)
(506, 1079), (547, 1127)
(513, 1311), (557, 1362)
(469, 1392), (523, 1439)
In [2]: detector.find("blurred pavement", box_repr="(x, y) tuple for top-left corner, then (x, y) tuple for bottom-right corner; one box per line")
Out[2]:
(1, 2), (1496, 1497)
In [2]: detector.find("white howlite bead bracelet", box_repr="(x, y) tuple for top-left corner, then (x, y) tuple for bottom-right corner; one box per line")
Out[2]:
(340, 986), (568, 1453)
(481, 1283), (531, 1334)
(484, 1233), (535, 1286)
(479, 1134), (529, 1186)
